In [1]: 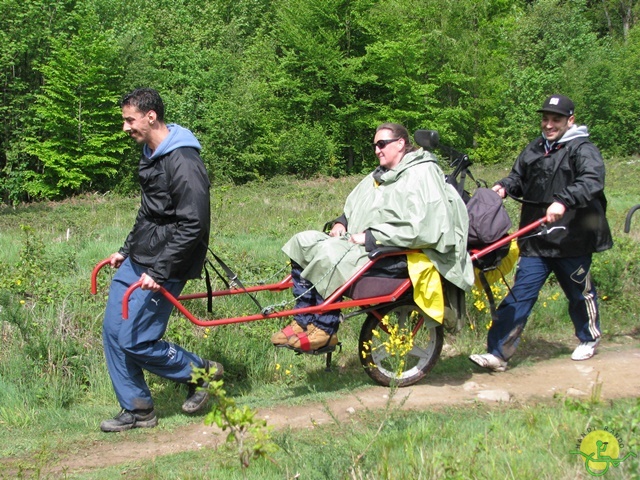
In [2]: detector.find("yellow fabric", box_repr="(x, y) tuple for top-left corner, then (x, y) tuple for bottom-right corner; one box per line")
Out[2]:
(407, 252), (444, 324)
(473, 240), (520, 289)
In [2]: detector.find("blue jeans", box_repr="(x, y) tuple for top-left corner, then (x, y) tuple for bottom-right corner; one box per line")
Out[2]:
(487, 255), (601, 361)
(291, 262), (341, 334)
(102, 258), (205, 411)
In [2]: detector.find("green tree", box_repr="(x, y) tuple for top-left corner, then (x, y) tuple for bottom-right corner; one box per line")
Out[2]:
(271, 0), (378, 173)
(578, 27), (640, 155)
(22, 8), (126, 199)
(353, 0), (521, 163)
(103, 0), (283, 183)
(587, 0), (639, 40)
(497, 0), (604, 156)
(2, 0), (640, 201)
(0, 0), (79, 203)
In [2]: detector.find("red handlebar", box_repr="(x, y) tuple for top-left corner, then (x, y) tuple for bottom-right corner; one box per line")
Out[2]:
(90, 259), (212, 322)
(122, 281), (191, 320)
(470, 217), (546, 262)
(90, 258), (113, 295)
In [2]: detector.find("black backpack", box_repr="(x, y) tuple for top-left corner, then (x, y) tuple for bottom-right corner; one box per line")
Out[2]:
(466, 187), (512, 247)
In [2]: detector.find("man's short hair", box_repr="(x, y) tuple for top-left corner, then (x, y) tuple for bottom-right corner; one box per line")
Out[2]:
(121, 88), (165, 122)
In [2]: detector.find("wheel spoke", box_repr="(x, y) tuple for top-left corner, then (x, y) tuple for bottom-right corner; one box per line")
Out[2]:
(359, 301), (443, 387)
(408, 344), (431, 359)
(371, 347), (390, 364)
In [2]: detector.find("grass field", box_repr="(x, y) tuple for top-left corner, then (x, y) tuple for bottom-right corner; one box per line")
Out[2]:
(0, 158), (639, 478)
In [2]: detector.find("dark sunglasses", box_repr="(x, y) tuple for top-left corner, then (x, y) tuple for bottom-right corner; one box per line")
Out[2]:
(372, 138), (400, 150)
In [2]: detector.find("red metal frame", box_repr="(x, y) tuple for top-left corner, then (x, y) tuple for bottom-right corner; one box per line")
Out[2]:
(469, 217), (545, 262)
(90, 218), (547, 327)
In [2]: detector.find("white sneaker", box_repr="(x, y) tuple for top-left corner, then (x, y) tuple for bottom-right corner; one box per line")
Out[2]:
(571, 339), (600, 361)
(469, 353), (508, 372)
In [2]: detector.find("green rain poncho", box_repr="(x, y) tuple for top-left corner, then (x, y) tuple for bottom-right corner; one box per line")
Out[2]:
(282, 148), (475, 302)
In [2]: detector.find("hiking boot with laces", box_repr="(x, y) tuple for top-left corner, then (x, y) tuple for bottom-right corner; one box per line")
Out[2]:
(182, 360), (224, 414)
(469, 353), (508, 372)
(100, 408), (158, 432)
(271, 320), (306, 346)
(571, 338), (600, 361)
(287, 324), (339, 351)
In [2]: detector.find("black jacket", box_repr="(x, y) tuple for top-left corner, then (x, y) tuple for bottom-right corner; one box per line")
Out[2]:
(120, 146), (211, 283)
(498, 132), (612, 257)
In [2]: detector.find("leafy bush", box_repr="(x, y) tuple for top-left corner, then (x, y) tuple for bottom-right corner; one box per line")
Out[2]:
(277, 123), (337, 178)
(591, 235), (640, 313)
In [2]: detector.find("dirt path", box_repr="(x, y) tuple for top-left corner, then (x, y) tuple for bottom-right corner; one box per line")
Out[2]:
(16, 345), (640, 476)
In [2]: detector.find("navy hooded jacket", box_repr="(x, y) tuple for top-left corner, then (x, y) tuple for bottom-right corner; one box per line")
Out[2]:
(120, 124), (211, 283)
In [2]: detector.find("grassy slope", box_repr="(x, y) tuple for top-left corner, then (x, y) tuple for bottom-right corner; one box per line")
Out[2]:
(0, 159), (639, 478)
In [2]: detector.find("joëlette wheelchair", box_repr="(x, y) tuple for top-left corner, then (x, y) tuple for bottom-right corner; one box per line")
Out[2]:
(91, 130), (545, 388)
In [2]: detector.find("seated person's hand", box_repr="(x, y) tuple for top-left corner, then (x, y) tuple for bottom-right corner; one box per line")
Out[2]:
(348, 233), (366, 245)
(329, 223), (347, 237)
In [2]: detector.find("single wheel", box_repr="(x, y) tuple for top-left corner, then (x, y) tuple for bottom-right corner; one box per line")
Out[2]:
(359, 301), (443, 387)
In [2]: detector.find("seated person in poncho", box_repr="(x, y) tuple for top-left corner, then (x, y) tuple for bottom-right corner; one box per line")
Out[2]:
(271, 123), (475, 351)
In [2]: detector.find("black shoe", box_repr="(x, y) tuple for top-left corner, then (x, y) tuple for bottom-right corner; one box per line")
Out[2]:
(100, 409), (158, 432)
(182, 360), (224, 414)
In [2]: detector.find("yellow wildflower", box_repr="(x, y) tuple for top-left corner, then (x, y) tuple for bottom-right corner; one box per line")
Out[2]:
(474, 299), (487, 312)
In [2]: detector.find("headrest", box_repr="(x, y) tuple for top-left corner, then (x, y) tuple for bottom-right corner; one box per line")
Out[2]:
(414, 130), (439, 151)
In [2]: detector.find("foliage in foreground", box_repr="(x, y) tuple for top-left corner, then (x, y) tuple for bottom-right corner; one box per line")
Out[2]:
(12, 396), (638, 479)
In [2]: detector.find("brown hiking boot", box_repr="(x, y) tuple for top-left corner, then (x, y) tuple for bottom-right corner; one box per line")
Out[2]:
(271, 321), (306, 346)
(100, 409), (158, 432)
(182, 360), (224, 414)
(287, 324), (338, 351)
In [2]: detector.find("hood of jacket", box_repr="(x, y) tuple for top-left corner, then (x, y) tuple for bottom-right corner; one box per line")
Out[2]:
(144, 123), (202, 159)
(547, 124), (589, 144)
(374, 148), (435, 184)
